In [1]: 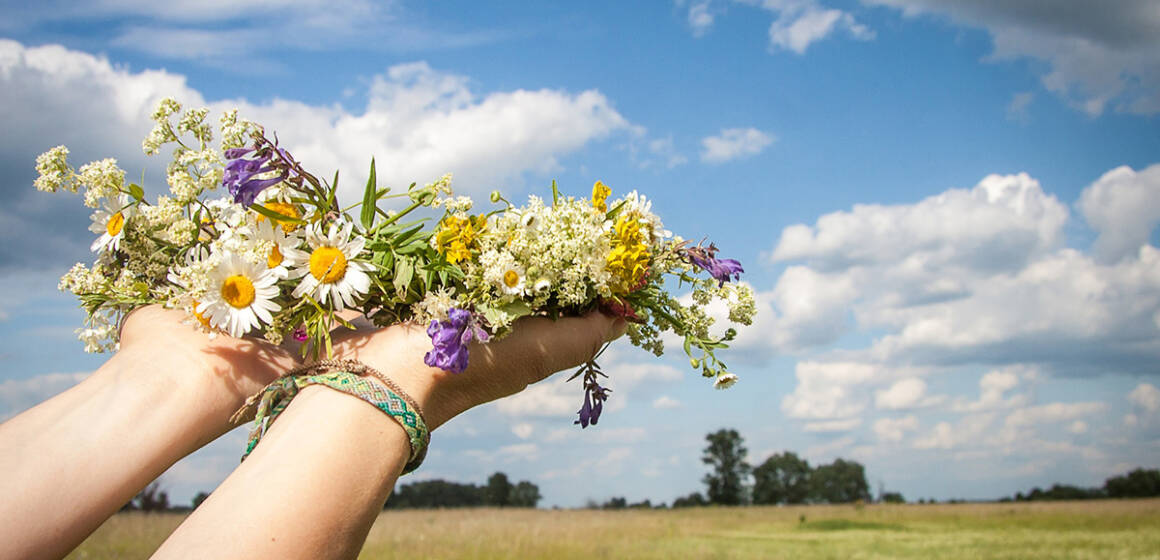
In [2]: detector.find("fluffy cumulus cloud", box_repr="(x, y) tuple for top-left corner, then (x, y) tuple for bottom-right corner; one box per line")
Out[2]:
(1078, 164), (1160, 264)
(0, 39), (632, 274)
(865, 0), (1160, 115)
(681, 0), (873, 53)
(700, 127), (774, 163)
(760, 163), (1160, 477)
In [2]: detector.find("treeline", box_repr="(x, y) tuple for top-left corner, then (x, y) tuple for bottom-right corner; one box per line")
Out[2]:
(385, 472), (541, 509)
(667, 429), (878, 507)
(1000, 468), (1160, 502)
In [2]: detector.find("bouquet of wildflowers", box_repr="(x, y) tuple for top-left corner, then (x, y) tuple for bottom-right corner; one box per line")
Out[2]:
(36, 99), (755, 427)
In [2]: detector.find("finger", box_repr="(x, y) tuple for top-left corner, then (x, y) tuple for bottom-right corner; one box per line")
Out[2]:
(469, 312), (625, 386)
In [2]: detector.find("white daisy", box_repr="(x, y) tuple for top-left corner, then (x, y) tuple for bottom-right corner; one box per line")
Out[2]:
(499, 265), (526, 296)
(89, 195), (135, 253)
(198, 252), (281, 338)
(253, 220), (300, 279)
(287, 221), (373, 311)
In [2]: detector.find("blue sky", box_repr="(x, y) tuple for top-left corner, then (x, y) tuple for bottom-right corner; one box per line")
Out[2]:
(1, 0), (1159, 507)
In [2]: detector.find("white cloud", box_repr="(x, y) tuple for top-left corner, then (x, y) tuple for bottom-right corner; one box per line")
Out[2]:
(682, 1), (874, 53)
(1078, 163), (1160, 263)
(952, 367), (1029, 412)
(687, 1), (716, 37)
(803, 418), (862, 432)
(1128, 383), (1160, 413)
(767, 169), (1160, 378)
(766, 4), (872, 54)
(1006, 91), (1034, 123)
(873, 415), (918, 443)
(780, 360), (875, 419)
(653, 395), (682, 409)
(1068, 421), (1088, 435)
(1003, 402), (1106, 430)
(875, 377), (943, 410)
(700, 127), (774, 164)
(865, 0), (1160, 115)
(511, 423), (535, 439)
(772, 172), (1069, 271)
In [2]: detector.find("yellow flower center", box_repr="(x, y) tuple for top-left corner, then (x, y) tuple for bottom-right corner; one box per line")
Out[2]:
(592, 180), (611, 214)
(192, 301), (211, 328)
(258, 202), (301, 233)
(309, 246), (347, 284)
(220, 275), (256, 309)
(267, 245), (284, 269)
(504, 270), (521, 288)
(106, 211), (125, 237)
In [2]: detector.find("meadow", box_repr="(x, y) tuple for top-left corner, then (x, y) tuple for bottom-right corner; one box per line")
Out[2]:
(66, 499), (1160, 559)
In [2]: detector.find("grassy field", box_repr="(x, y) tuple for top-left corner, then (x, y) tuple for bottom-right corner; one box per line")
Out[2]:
(67, 499), (1160, 559)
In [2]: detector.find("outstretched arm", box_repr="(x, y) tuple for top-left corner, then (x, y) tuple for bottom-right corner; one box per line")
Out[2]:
(0, 306), (301, 560)
(152, 312), (625, 559)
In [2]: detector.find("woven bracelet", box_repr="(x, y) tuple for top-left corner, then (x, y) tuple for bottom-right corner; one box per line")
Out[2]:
(231, 360), (430, 474)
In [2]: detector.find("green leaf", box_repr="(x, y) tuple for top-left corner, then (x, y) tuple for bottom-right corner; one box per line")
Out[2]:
(128, 183), (145, 202)
(500, 299), (533, 320)
(360, 158), (377, 230)
(394, 257), (414, 297)
(551, 179), (560, 206)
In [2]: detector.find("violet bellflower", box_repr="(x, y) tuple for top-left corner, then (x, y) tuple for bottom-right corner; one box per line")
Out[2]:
(424, 308), (490, 373)
(684, 242), (744, 287)
(222, 146), (289, 207)
(575, 376), (611, 429)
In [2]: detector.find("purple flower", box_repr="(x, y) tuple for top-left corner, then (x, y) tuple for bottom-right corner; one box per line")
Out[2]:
(222, 146), (293, 207)
(424, 308), (489, 373)
(684, 242), (744, 287)
(575, 379), (611, 429)
(291, 325), (308, 342)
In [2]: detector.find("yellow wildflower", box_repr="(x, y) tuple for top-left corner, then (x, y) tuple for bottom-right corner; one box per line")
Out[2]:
(607, 212), (650, 294)
(592, 180), (611, 213)
(255, 201), (301, 233)
(435, 214), (487, 264)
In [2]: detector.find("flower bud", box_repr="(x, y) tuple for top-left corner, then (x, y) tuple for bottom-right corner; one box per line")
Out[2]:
(690, 358), (700, 369)
(489, 190), (502, 203)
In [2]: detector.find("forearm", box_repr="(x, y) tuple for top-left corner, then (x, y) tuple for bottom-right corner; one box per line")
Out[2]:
(0, 329), (295, 560)
(153, 386), (407, 559)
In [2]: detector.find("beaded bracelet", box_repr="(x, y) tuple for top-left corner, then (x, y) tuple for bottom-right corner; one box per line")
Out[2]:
(231, 359), (430, 474)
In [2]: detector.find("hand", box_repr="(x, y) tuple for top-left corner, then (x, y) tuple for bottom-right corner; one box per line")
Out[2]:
(117, 305), (301, 417)
(330, 312), (627, 430)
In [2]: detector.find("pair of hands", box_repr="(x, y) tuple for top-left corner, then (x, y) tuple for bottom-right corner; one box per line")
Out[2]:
(119, 304), (627, 433)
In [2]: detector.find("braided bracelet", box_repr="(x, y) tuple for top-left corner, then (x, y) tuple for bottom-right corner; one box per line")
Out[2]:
(231, 359), (430, 474)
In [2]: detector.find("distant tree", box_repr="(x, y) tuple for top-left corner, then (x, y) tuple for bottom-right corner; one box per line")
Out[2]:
(509, 481), (542, 508)
(485, 472), (514, 507)
(702, 429), (750, 505)
(880, 492), (905, 504)
(192, 492), (210, 509)
(1105, 468), (1160, 498)
(387, 479), (485, 509)
(602, 497), (627, 510)
(808, 459), (870, 504)
(672, 492), (708, 508)
(134, 480), (169, 512)
(752, 451), (811, 505)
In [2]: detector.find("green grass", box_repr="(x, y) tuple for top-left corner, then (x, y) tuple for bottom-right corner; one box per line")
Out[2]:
(66, 499), (1160, 559)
